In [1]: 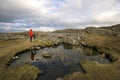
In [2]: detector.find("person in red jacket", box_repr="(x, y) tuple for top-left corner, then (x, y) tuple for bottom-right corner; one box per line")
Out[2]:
(29, 29), (34, 42)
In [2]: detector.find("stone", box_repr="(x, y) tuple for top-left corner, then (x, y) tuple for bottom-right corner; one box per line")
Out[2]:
(100, 53), (106, 58)
(42, 52), (52, 58)
(81, 42), (86, 46)
(35, 46), (41, 50)
(13, 56), (19, 60)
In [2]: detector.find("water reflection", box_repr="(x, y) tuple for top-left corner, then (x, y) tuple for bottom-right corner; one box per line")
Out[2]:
(31, 49), (36, 60)
(63, 43), (73, 50)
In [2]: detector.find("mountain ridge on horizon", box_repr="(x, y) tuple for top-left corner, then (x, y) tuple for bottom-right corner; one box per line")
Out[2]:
(0, 24), (120, 33)
(53, 24), (120, 33)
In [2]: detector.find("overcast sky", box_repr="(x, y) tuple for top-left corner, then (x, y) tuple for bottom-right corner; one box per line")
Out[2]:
(0, 0), (120, 32)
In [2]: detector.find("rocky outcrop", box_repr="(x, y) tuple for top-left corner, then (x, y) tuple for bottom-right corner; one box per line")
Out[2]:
(0, 24), (119, 42)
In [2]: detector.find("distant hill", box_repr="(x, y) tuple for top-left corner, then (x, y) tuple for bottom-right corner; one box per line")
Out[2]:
(53, 29), (84, 33)
(99, 24), (120, 32)
(53, 24), (120, 33)
(53, 24), (120, 37)
(100, 24), (120, 29)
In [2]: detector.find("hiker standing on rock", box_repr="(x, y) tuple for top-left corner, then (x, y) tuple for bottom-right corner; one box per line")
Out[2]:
(29, 29), (35, 42)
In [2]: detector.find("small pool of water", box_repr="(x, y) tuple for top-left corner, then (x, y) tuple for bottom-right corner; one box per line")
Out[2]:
(9, 44), (110, 80)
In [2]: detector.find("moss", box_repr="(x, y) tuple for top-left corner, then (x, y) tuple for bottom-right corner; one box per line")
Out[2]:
(15, 65), (41, 80)
(64, 72), (94, 80)
(1, 65), (41, 80)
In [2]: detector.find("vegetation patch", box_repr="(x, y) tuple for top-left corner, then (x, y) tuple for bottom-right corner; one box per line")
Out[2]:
(0, 39), (54, 80)
(63, 34), (120, 80)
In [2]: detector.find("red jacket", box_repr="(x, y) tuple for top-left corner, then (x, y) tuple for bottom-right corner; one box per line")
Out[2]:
(29, 29), (33, 37)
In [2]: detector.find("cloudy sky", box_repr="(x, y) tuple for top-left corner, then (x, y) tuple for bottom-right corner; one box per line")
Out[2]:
(0, 0), (120, 32)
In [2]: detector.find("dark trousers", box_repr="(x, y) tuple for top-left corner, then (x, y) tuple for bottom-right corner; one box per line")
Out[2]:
(30, 36), (32, 42)
(30, 35), (36, 42)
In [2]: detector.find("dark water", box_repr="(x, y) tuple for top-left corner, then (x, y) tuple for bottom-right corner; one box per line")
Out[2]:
(9, 44), (110, 80)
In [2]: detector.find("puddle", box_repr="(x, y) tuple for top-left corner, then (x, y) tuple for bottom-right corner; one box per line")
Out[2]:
(9, 44), (110, 80)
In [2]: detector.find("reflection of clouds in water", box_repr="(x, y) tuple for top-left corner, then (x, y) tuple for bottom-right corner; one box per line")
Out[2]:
(9, 44), (110, 70)
(9, 44), (111, 80)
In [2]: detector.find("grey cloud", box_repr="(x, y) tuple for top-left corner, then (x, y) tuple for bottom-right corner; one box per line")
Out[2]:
(0, 0), (120, 32)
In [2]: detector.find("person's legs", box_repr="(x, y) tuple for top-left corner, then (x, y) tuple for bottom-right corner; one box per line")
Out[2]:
(33, 34), (36, 39)
(30, 36), (32, 42)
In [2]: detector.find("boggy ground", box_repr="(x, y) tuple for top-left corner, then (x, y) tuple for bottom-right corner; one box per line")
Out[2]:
(0, 24), (120, 80)
(63, 35), (120, 80)
(0, 39), (54, 80)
